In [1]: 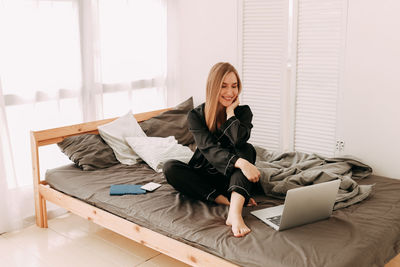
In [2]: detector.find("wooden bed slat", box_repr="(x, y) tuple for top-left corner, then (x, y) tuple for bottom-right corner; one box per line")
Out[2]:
(30, 131), (45, 227)
(387, 254), (400, 267)
(39, 184), (237, 267)
(32, 108), (170, 146)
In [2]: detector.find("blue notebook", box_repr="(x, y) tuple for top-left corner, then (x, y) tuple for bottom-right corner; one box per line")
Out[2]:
(110, 184), (146, 195)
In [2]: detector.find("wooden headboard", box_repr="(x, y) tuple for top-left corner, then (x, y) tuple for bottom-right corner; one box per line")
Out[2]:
(30, 107), (171, 187)
(31, 108), (171, 147)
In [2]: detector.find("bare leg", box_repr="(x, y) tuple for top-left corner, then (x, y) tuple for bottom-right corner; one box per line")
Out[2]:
(216, 195), (256, 207)
(226, 192), (251, 237)
(215, 195), (230, 206)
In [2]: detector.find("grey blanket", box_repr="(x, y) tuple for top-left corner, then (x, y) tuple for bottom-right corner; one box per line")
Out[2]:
(254, 146), (373, 210)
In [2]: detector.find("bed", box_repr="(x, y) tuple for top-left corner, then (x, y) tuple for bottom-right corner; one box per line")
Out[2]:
(31, 104), (400, 267)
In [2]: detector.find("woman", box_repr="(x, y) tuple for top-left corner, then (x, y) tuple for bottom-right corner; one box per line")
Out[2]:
(163, 62), (260, 237)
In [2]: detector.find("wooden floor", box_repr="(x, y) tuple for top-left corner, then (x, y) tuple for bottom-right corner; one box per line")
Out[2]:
(0, 212), (190, 267)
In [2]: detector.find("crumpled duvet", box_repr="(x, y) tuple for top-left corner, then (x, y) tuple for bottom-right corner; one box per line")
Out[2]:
(254, 146), (373, 210)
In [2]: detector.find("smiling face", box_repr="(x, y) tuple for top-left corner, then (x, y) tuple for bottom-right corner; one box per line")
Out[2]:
(218, 72), (239, 108)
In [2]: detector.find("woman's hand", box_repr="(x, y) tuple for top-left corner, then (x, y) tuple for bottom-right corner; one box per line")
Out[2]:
(226, 98), (240, 119)
(234, 158), (261, 183)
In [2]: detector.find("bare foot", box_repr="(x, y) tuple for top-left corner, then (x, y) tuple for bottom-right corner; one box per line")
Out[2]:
(226, 213), (251, 237)
(247, 198), (257, 207)
(215, 195), (230, 206)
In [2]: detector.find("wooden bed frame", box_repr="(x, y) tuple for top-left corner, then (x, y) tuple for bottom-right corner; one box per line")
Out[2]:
(31, 108), (400, 267)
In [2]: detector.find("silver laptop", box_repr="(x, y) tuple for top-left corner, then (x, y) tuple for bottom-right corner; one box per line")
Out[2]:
(251, 179), (340, 231)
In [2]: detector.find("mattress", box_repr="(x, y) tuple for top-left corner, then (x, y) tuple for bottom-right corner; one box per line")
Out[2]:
(45, 162), (400, 267)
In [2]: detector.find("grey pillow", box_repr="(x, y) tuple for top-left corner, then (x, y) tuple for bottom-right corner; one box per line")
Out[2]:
(58, 134), (119, 171)
(139, 97), (194, 146)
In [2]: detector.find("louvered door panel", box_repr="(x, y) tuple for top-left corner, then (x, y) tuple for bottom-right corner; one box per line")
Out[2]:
(294, 0), (346, 157)
(242, 0), (289, 151)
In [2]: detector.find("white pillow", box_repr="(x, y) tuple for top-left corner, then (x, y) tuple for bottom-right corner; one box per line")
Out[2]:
(125, 136), (194, 172)
(98, 111), (146, 165)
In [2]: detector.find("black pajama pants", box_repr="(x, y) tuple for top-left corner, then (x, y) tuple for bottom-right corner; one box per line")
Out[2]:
(163, 143), (257, 205)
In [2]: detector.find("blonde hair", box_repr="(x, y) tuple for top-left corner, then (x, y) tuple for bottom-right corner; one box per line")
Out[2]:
(205, 62), (242, 132)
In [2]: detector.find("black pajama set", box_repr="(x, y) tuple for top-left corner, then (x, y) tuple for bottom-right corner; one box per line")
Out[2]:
(163, 103), (257, 205)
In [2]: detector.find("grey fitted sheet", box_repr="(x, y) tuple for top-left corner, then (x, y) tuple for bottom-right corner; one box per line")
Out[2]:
(45, 162), (400, 267)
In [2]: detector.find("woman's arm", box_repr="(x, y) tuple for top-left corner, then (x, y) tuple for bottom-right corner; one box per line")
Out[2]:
(218, 103), (253, 147)
(188, 106), (260, 181)
(226, 100), (260, 182)
(234, 158), (260, 183)
(188, 109), (239, 176)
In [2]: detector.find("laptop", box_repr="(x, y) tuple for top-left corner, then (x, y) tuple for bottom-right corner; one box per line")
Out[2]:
(251, 179), (340, 231)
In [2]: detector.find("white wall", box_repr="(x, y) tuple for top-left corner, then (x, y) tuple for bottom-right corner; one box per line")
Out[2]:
(167, 0), (239, 107)
(338, 0), (400, 178)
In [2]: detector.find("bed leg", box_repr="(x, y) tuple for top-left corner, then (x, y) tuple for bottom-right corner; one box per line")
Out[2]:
(31, 131), (48, 228)
(41, 195), (48, 228)
(34, 189), (48, 228)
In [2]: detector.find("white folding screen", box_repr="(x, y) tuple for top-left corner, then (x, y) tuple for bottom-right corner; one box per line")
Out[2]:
(241, 0), (289, 151)
(293, 0), (347, 157)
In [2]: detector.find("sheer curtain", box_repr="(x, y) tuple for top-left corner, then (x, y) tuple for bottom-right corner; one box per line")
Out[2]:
(99, 0), (167, 118)
(0, 0), (167, 233)
(0, 78), (18, 232)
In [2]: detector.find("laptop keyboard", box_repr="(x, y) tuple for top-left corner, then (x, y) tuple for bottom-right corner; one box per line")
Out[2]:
(267, 215), (282, 226)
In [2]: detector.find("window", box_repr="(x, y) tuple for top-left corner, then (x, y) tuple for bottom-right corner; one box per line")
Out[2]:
(0, 0), (82, 188)
(98, 0), (167, 117)
(0, 0), (167, 188)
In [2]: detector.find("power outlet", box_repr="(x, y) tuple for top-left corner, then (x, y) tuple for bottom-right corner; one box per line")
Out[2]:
(336, 140), (345, 152)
